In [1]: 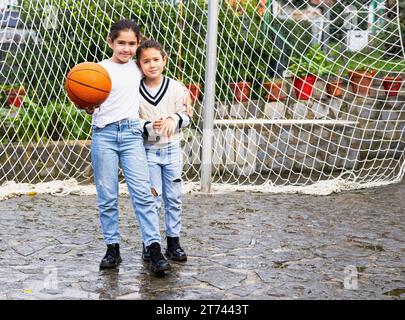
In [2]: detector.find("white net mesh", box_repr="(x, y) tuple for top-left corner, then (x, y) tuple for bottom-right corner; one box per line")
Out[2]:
(0, 0), (404, 197)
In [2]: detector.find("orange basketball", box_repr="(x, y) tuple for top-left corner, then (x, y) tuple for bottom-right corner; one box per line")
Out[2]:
(65, 62), (112, 109)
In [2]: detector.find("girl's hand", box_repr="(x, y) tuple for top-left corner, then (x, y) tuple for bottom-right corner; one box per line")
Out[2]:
(153, 117), (164, 131)
(84, 105), (97, 115)
(161, 117), (175, 137)
(183, 91), (193, 117)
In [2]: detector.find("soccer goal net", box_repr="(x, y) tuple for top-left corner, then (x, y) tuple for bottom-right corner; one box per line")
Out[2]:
(0, 0), (404, 197)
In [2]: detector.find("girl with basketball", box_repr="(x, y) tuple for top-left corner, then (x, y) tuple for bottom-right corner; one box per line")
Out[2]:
(136, 39), (191, 263)
(84, 19), (171, 274)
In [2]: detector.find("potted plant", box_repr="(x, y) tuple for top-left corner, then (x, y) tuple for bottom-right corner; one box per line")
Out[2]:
(185, 83), (202, 102)
(382, 75), (403, 97)
(326, 77), (344, 97)
(0, 85), (26, 107)
(229, 81), (251, 103)
(263, 78), (286, 102)
(346, 64), (376, 97)
(322, 43), (346, 98)
(288, 58), (318, 101)
(7, 87), (26, 107)
(347, 66), (376, 97)
(255, 46), (284, 102)
(288, 44), (332, 100)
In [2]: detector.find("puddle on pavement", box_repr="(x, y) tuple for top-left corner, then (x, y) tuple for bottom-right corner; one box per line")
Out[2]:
(346, 237), (385, 252)
(273, 261), (288, 269)
(383, 288), (405, 298)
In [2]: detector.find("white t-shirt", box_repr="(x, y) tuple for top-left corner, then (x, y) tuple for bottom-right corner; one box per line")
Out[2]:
(92, 59), (142, 128)
(143, 84), (160, 97)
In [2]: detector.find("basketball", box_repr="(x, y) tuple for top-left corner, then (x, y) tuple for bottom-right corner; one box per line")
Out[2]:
(65, 62), (112, 109)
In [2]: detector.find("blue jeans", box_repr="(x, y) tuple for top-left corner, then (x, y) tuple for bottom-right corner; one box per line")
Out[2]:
(145, 141), (183, 237)
(91, 119), (161, 247)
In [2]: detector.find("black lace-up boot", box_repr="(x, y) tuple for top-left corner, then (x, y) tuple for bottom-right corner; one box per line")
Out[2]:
(142, 242), (151, 262)
(166, 237), (187, 262)
(99, 243), (122, 269)
(146, 242), (171, 274)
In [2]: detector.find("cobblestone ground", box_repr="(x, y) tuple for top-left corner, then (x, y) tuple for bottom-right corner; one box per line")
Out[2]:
(0, 179), (404, 300)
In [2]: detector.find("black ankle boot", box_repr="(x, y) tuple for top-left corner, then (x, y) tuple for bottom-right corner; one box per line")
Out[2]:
(166, 237), (187, 262)
(146, 242), (171, 274)
(100, 243), (122, 269)
(142, 242), (150, 262)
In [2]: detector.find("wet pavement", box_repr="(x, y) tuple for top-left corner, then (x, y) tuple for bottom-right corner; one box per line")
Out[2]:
(0, 179), (404, 300)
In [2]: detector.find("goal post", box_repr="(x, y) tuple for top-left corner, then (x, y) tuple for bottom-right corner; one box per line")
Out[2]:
(201, 0), (219, 193)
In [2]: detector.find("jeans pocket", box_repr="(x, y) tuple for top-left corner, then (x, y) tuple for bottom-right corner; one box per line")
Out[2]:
(92, 125), (104, 133)
(131, 127), (143, 136)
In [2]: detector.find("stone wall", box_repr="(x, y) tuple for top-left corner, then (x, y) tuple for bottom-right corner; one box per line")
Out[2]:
(0, 140), (92, 184)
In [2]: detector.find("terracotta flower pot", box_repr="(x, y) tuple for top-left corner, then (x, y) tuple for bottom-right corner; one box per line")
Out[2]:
(293, 74), (317, 100)
(185, 83), (201, 102)
(230, 82), (251, 103)
(263, 80), (285, 101)
(326, 80), (344, 97)
(7, 94), (23, 107)
(348, 70), (375, 97)
(6, 87), (26, 107)
(382, 76), (402, 97)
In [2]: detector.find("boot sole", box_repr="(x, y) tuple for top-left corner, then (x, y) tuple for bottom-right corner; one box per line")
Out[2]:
(99, 257), (122, 269)
(166, 255), (187, 262)
(152, 264), (171, 273)
(165, 251), (187, 262)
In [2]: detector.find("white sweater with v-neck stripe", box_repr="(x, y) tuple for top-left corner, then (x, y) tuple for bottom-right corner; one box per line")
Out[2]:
(139, 76), (191, 146)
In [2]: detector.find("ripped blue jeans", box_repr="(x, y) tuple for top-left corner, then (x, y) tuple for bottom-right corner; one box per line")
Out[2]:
(91, 119), (161, 247)
(145, 141), (183, 237)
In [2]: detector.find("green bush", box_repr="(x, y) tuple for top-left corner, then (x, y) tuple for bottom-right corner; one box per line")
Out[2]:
(344, 50), (405, 75)
(288, 44), (334, 78)
(0, 99), (92, 144)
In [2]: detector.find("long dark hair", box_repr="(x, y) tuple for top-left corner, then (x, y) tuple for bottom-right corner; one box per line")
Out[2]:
(108, 19), (141, 42)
